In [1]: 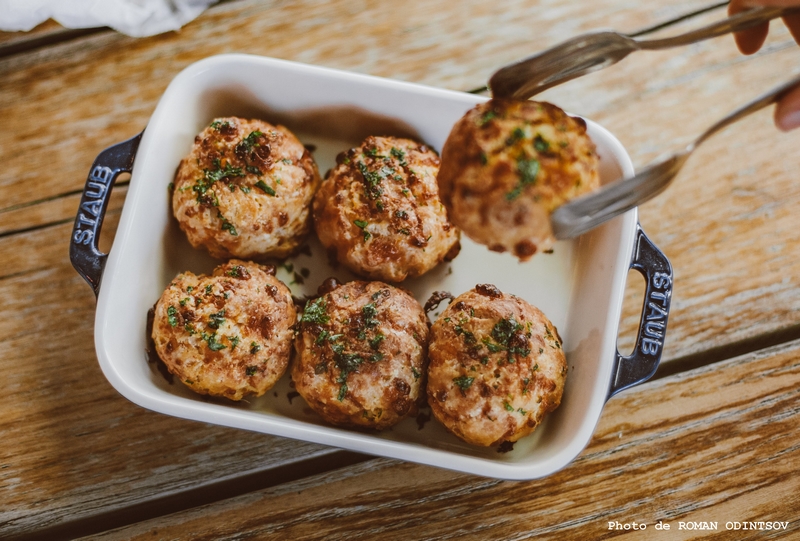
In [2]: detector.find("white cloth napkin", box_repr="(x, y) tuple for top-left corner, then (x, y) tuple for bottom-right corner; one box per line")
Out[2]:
(0, 0), (218, 37)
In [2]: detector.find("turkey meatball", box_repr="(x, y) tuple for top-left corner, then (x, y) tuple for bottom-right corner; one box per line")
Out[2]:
(427, 284), (567, 446)
(437, 99), (599, 260)
(172, 117), (321, 259)
(313, 136), (460, 282)
(151, 260), (296, 401)
(292, 280), (429, 429)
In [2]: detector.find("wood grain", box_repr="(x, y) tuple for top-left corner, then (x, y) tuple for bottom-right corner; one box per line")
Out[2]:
(82, 339), (800, 540)
(1, 0), (800, 537)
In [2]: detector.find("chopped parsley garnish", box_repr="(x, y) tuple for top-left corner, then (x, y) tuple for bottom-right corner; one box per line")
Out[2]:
(332, 344), (364, 401)
(250, 342), (261, 354)
(210, 120), (233, 131)
(218, 212), (238, 236)
(506, 127), (525, 146)
(208, 309), (225, 329)
(204, 159), (244, 183)
(229, 335), (240, 349)
(479, 110), (497, 126)
(353, 219), (370, 241)
(504, 401), (514, 412)
(301, 297), (330, 325)
(506, 158), (540, 201)
(167, 306), (179, 327)
(453, 375), (475, 392)
(390, 147), (407, 165)
(255, 180), (276, 196)
(179, 297), (190, 307)
(411, 367), (420, 380)
(357, 161), (387, 199)
(236, 130), (264, 156)
(454, 324), (476, 345)
(202, 332), (226, 351)
(362, 303), (379, 328)
(534, 134), (550, 152)
(245, 365), (258, 376)
(369, 333), (385, 350)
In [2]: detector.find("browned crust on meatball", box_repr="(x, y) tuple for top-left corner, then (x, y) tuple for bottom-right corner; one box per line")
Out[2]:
(438, 100), (599, 260)
(427, 285), (567, 446)
(152, 260), (296, 401)
(292, 280), (429, 430)
(172, 117), (321, 260)
(313, 136), (460, 282)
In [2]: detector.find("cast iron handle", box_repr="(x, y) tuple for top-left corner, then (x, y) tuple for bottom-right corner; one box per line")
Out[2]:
(70, 132), (143, 297)
(608, 224), (673, 399)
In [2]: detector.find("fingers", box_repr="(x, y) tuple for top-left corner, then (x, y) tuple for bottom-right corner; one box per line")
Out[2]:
(739, 0), (800, 46)
(775, 83), (800, 131)
(729, 0), (771, 54)
(782, 11), (800, 44)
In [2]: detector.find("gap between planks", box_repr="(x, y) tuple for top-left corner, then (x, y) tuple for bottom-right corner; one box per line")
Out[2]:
(3, 450), (371, 541)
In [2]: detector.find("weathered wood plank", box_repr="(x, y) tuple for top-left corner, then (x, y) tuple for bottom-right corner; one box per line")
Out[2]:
(82, 339), (800, 540)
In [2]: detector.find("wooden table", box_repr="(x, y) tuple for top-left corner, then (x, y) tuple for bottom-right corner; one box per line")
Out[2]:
(2, 1), (799, 539)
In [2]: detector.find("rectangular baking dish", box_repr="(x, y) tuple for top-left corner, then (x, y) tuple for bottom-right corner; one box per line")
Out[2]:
(70, 54), (671, 480)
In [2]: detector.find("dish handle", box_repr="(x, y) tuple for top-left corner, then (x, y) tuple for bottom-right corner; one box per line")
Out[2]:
(607, 223), (673, 399)
(69, 132), (143, 297)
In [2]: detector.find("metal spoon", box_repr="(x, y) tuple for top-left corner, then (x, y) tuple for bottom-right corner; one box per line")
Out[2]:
(550, 73), (800, 240)
(489, 6), (797, 100)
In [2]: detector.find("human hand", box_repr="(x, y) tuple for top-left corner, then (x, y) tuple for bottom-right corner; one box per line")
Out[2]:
(729, 0), (800, 130)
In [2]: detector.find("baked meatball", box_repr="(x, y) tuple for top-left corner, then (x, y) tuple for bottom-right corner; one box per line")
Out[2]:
(172, 117), (321, 259)
(151, 260), (296, 401)
(292, 280), (429, 429)
(438, 99), (599, 260)
(313, 136), (460, 282)
(427, 284), (567, 446)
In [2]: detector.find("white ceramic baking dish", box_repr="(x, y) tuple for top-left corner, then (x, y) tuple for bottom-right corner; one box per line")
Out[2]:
(70, 54), (672, 480)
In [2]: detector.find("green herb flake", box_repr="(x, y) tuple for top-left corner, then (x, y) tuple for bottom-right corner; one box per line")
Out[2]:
(202, 332), (226, 351)
(479, 110), (497, 126)
(369, 333), (385, 350)
(245, 365), (258, 376)
(315, 329), (330, 345)
(179, 297), (190, 307)
(453, 375), (475, 392)
(504, 401), (514, 412)
(411, 367), (420, 380)
(507, 158), (540, 201)
(208, 310), (226, 329)
(167, 306), (179, 327)
(506, 126), (525, 146)
(534, 134), (550, 153)
(301, 297), (330, 325)
(390, 147), (407, 165)
(238, 130), (264, 154)
(229, 335), (240, 349)
(255, 180), (276, 196)
(250, 342), (261, 354)
(210, 120), (233, 131)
